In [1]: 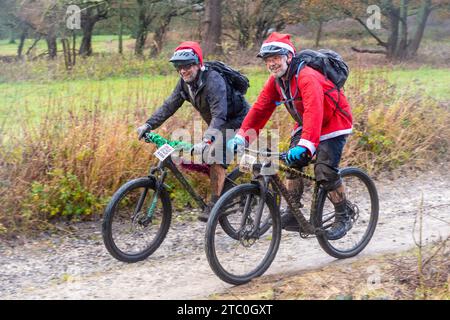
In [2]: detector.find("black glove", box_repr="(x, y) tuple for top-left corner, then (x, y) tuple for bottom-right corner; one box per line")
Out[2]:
(137, 123), (152, 140)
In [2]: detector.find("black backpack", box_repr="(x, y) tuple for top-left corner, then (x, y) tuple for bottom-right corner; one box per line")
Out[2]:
(296, 49), (349, 90)
(204, 61), (250, 95)
(278, 49), (351, 122)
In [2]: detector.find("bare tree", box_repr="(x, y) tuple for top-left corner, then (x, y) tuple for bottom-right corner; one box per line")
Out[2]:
(149, 0), (201, 57)
(332, 0), (449, 60)
(223, 0), (301, 49)
(134, 0), (159, 56)
(78, 0), (110, 56)
(15, 0), (65, 59)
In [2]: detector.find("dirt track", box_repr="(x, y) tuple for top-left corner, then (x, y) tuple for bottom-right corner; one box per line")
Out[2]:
(1, 167), (449, 300)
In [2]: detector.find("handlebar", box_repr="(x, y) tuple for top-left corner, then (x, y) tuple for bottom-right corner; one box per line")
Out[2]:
(242, 147), (287, 161)
(144, 132), (192, 150)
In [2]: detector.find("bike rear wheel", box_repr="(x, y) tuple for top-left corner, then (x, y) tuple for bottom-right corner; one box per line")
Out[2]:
(314, 167), (379, 259)
(205, 183), (281, 285)
(102, 177), (172, 262)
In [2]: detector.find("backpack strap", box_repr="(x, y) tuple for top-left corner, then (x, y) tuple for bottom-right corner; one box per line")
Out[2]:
(324, 86), (351, 120)
(273, 60), (307, 126)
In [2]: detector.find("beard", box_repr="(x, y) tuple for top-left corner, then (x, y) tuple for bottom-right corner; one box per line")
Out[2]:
(268, 56), (289, 78)
(181, 69), (199, 83)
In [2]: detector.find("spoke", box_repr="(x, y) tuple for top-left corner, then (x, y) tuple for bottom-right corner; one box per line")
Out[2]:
(131, 188), (149, 221)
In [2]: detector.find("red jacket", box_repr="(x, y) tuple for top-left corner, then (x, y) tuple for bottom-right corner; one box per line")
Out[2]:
(237, 65), (353, 155)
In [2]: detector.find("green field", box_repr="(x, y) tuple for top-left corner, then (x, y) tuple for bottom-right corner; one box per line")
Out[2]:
(0, 66), (448, 133)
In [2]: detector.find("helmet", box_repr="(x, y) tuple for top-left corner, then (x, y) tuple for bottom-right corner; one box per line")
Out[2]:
(169, 49), (199, 66)
(257, 45), (290, 59)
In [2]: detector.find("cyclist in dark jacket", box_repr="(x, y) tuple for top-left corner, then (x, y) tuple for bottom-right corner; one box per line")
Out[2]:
(137, 41), (250, 221)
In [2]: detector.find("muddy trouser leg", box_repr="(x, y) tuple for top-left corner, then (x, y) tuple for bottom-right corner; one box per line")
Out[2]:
(209, 164), (226, 203)
(314, 135), (351, 238)
(314, 135), (348, 198)
(206, 128), (236, 203)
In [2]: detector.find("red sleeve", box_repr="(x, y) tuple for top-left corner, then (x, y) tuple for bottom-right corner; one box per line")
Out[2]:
(237, 76), (280, 144)
(297, 74), (324, 155)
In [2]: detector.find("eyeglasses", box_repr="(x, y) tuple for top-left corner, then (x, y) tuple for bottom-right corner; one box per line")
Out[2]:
(175, 63), (195, 72)
(263, 55), (284, 65)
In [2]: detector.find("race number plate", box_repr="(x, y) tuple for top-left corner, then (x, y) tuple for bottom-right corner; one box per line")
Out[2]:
(239, 154), (257, 173)
(154, 144), (175, 161)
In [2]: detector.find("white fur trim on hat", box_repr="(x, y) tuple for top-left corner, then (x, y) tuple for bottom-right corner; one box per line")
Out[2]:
(175, 48), (194, 54)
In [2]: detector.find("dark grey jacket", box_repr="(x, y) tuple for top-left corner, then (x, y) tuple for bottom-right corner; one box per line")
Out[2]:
(145, 68), (250, 140)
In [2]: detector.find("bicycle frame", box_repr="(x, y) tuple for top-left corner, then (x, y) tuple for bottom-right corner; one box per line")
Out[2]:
(146, 154), (242, 215)
(148, 156), (208, 211)
(242, 152), (325, 237)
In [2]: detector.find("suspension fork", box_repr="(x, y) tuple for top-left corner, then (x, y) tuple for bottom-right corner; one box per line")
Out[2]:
(130, 161), (167, 224)
(144, 161), (167, 220)
(246, 176), (269, 238)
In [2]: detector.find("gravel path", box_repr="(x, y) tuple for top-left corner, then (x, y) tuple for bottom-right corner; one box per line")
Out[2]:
(1, 167), (449, 300)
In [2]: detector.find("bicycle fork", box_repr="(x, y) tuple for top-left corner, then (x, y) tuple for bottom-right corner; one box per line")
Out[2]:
(244, 177), (269, 239)
(131, 163), (167, 226)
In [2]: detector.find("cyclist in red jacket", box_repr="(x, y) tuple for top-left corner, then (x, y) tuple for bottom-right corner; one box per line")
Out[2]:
(228, 32), (353, 240)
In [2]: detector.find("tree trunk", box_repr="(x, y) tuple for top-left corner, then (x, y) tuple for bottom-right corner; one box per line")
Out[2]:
(79, 19), (95, 56)
(203, 0), (223, 56)
(135, 0), (150, 56)
(46, 32), (57, 59)
(118, 3), (123, 54)
(253, 22), (269, 48)
(394, 0), (409, 59)
(407, 0), (431, 57)
(72, 31), (77, 66)
(61, 38), (74, 70)
(386, 8), (400, 59)
(79, 4), (108, 57)
(17, 29), (27, 58)
(9, 30), (16, 44)
(134, 24), (148, 56)
(315, 19), (323, 48)
(150, 15), (172, 57)
(150, 27), (164, 57)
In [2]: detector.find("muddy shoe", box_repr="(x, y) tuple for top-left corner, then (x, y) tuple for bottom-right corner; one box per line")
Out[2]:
(326, 206), (353, 240)
(197, 204), (212, 222)
(198, 195), (219, 222)
(281, 208), (300, 232)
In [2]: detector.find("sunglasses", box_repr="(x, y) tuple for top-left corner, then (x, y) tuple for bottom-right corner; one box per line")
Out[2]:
(175, 63), (195, 72)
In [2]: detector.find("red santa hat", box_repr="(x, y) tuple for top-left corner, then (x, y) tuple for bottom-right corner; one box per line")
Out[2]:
(174, 41), (204, 66)
(260, 32), (296, 55)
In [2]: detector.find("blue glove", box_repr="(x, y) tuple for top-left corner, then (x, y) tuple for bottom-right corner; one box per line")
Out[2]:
(286, 146), (310, 167)
(227, 135), (246, 153)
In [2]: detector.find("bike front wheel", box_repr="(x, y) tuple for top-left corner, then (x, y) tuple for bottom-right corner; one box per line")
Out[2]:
(205, 183), (281, 285)
(314, 167), (379, 259)
(102, 177), (172, 263)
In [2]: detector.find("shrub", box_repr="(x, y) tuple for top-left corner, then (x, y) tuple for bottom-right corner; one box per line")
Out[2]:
(22, 169), (108, 221)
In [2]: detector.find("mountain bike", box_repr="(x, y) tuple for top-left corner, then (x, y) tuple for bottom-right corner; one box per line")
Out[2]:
(102, 132), (243, 263)
(205, 148), (379, 285)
